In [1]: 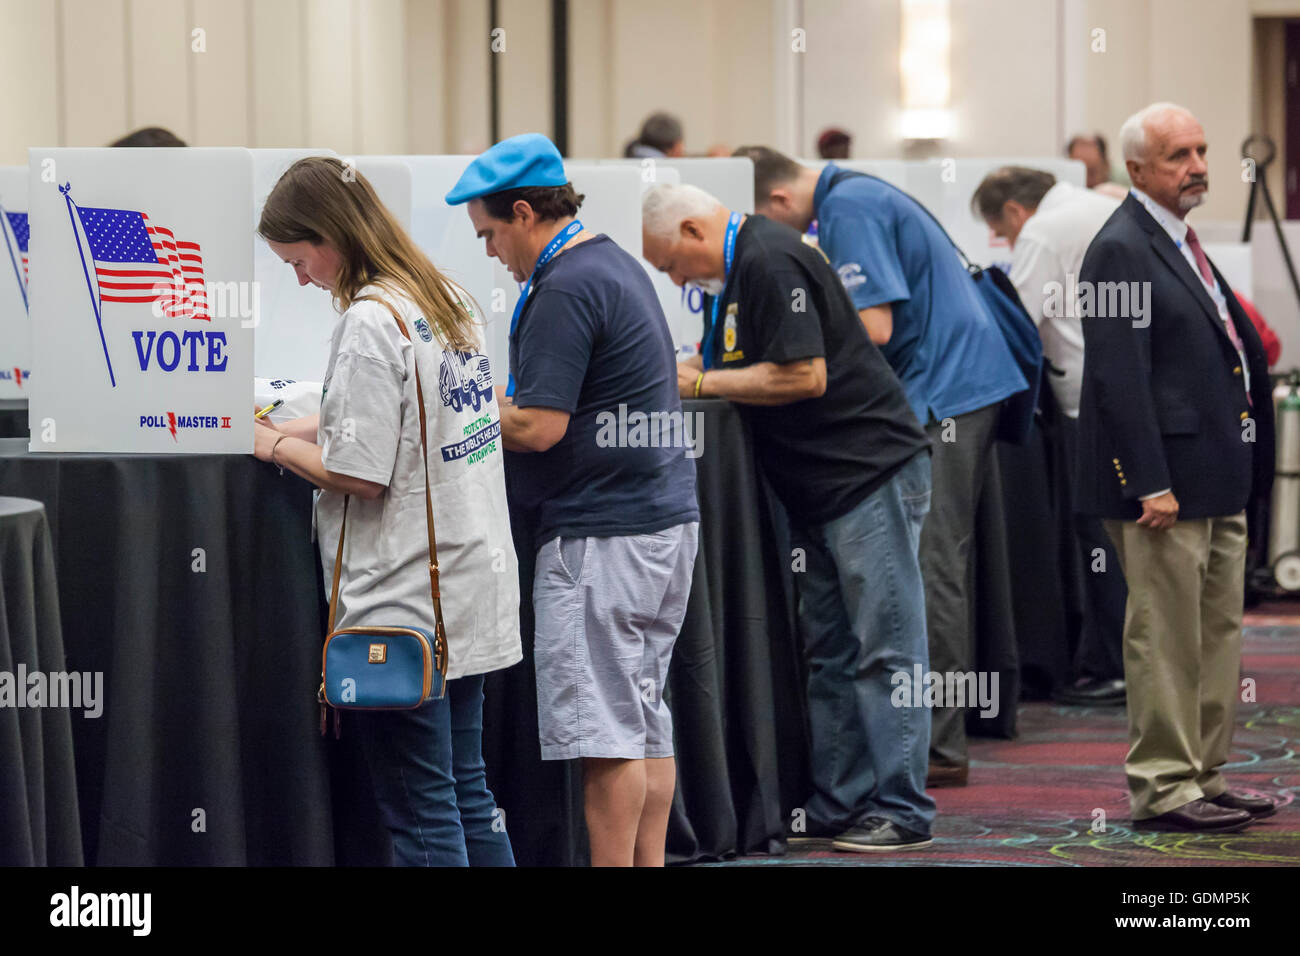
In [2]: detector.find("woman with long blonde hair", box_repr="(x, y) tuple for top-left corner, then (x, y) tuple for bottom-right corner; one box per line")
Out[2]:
(252, 156), (521, 866)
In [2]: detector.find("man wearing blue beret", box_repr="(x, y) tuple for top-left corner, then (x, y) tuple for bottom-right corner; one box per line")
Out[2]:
(447, 133), (700, 867)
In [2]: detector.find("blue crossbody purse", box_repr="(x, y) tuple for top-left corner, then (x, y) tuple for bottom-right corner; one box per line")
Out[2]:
(318, 302), (449, 737)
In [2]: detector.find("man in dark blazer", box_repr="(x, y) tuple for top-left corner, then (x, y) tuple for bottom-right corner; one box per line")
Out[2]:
(1076, 103), (1277, 832)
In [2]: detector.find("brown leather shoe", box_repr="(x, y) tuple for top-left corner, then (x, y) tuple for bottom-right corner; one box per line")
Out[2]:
(1133, 798), (1252, 833)
(926, 762), (968, 788)
(1207, 790), (1277, 818)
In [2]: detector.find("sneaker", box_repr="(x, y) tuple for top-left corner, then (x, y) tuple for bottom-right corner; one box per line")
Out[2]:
(832, 816), (932, 853)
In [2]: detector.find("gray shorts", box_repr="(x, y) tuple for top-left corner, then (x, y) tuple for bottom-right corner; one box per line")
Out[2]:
(533, 521), (699, 760)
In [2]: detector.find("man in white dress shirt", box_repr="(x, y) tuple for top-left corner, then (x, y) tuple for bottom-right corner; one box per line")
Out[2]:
(972, 167), (1127, 707)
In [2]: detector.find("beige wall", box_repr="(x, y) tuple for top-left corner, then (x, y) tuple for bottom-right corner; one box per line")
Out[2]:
(0, 0), (1283, 222)
(568, 0), (780, 157)
(0, 0), (468, 159)
(1077, 0), (1254, 221)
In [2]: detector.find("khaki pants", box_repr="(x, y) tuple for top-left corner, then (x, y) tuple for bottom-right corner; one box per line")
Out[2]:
(1103, 513), (1246, 820)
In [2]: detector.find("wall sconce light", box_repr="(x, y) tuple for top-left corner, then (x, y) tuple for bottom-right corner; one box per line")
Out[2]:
(900, 0), (952, 140)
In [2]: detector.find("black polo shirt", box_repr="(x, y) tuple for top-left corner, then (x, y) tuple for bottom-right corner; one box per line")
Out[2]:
(703, 214), (929, 525)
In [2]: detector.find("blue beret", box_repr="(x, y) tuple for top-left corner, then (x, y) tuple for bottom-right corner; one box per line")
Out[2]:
(445, 133), (567, 205)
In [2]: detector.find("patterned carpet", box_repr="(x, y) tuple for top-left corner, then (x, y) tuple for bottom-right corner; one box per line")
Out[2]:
(704, 617), (1300, 867)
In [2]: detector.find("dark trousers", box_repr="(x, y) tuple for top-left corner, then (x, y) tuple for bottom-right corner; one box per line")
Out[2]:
(353, 674), (516, 867)
(1058, 416), (1126, 681)
(922, 403), (1000, 767)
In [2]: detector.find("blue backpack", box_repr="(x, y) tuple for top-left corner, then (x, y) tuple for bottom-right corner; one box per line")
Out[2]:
(827, 169), (1042, 444)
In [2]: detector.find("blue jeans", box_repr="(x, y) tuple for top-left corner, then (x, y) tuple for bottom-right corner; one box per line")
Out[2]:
(352, 673), (515, 866)
(791, 451), (937, 836)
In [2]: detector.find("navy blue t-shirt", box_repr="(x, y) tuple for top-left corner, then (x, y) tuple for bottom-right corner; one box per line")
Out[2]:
(505, 233), (699, 550)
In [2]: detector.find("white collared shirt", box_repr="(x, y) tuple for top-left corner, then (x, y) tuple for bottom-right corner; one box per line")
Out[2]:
(1129, 187), (1250, 396)
(1008, 181), (1119, 418)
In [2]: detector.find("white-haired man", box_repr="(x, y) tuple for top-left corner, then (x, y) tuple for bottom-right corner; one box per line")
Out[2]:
(641, 183), (936, 852)
(1076, 103), (1276, 831)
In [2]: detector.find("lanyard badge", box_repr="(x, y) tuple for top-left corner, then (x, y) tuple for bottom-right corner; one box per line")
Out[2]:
(506, 219), (584, 397)
(701, 211), (741, 371)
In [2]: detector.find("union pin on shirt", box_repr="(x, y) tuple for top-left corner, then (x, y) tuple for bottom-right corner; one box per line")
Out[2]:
(721, 303), (744, 363)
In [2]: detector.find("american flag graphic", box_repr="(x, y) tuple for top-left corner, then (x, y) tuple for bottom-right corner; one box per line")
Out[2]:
(4, 211), (27, 284)
(75, 205), (208, 320)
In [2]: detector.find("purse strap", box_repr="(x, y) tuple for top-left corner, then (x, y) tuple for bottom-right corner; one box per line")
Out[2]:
(325, 294), (448, 667)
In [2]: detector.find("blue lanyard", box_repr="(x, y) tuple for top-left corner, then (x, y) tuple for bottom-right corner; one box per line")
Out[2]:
(701, 211), (741, 370)
(507, 219), (584, 396)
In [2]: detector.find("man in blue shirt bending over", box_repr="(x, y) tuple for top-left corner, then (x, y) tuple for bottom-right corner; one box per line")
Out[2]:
(735, 145), (1027, 787)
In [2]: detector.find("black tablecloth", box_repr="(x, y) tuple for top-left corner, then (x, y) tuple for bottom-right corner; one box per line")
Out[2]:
(998, 418), (1071, 700)
(0, 496), (83, 865)
(0, 397), (1031, 866)
(485, 399), (1023, 863)
(483, 399), (810, 865)
(0, 439), (351, 865)
(0, 400), (26, 440)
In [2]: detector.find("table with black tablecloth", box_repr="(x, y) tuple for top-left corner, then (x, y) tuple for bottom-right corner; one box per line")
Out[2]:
(483, 399), (811, 865)
(0, 399), (27, 439)
(0, 396), (1035, 866)
(0, 438), (360, 865)
(0, 496), (83, 865)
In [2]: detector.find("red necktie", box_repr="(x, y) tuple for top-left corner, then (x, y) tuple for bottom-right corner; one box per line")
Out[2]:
(1186, 225), (1251, 405)
(1185, 226), (1243, 349)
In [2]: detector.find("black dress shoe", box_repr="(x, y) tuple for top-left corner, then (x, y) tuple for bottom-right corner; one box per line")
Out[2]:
(1133, 798), (1252, 833)
(926, 762), (968, 788)
(1208, 790), (1277, 818)
(832, 816), (932, 853)
(1054, 676), (1126, 706)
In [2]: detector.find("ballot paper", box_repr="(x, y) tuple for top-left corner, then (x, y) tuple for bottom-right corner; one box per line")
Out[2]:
(254, 376), (322, 424)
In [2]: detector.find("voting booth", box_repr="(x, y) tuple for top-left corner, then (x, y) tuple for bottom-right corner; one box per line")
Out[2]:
(477, 164), (645, 368)
(597, 157), (756, 352)
(361, 155), (499, 362)
(0, 165), (30, 399)
(26, 147), (254, 453)
(353, 158), (413, 233)
(840, 159), (944, 220)
(251, 148), (340, 387)
(928, 157), (1088, 269)
(378, 158), (649, 372)
(625, 165), (687, 347)
(250, 151), (416, 399)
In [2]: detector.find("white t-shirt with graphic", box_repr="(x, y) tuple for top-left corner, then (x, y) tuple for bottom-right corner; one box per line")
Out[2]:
(315, 282), (521, 680)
